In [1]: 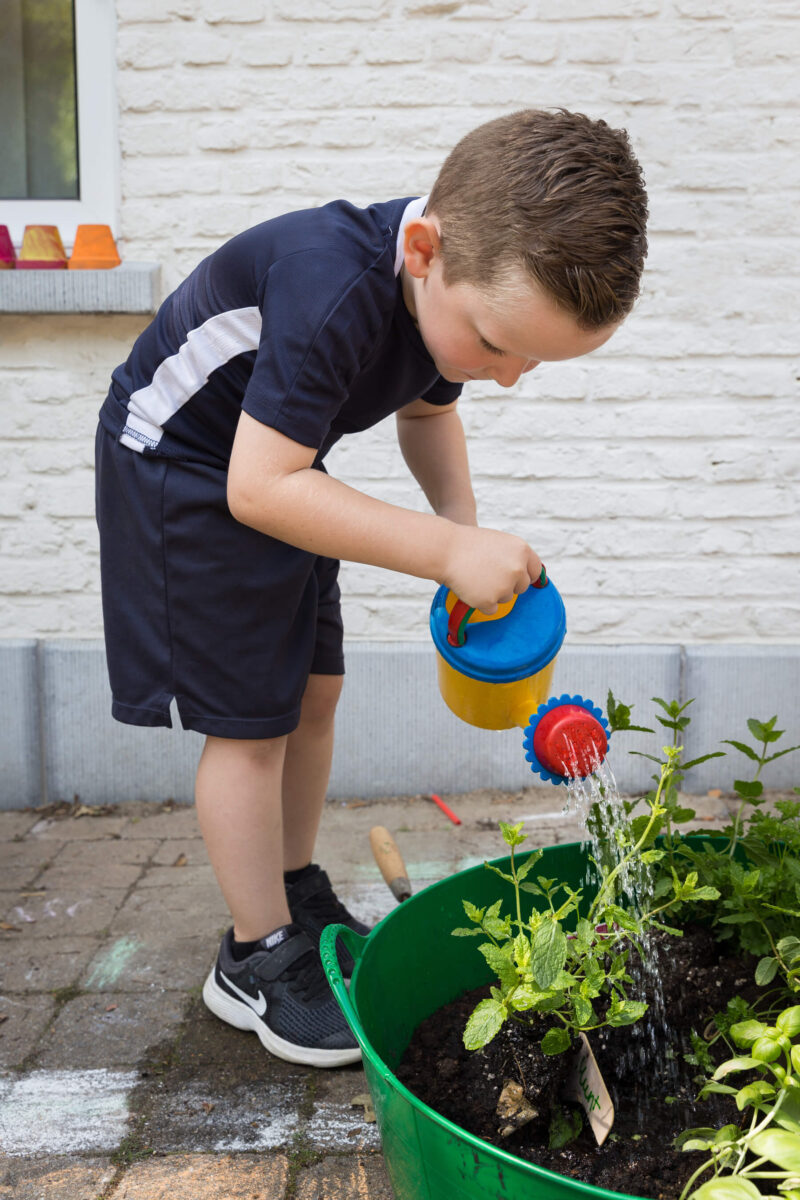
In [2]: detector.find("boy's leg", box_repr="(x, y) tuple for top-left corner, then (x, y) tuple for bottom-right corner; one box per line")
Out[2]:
(281, 672), (343, 870)
(195, 734), (290, 942)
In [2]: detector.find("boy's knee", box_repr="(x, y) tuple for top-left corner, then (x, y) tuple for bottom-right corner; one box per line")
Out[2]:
(299, 673), (343, 726)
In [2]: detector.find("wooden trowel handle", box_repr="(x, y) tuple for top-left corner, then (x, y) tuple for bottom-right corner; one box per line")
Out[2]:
(369, 826), (412, 902)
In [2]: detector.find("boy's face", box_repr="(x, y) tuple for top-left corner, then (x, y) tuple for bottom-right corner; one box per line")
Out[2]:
(402, 219), (618, 388)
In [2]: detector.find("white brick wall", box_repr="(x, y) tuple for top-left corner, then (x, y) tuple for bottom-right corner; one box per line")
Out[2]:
(1, 3), (798, 644)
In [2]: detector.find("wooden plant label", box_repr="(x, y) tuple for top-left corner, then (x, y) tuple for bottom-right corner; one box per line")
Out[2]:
(565, 1032), (615, 1146)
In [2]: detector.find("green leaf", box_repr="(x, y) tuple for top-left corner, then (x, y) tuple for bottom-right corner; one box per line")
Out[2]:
(549, 1105), (582, 1149)
(735, 1080), (775, 1110)
(683, 752), (726, 769)
(751, 1035), (782, 1063)
(688, 1177), (761, 1200)
(463, 998), (506, 1050)
(462, 900), (485, 924)
(675, 1126), (718, 1151)
(755, 956), (779, 986)
(713, 1055), (759, 1079)
(748, 1129), (800, 1172)
(765, 743), (800, 763)
(722, 739), (760, 762)
(451, 927), (485, 937)
(607, 999), (647, 1027)
(499, 821), (527, 849)
(541, 1026), (572, 1055)
(631, 813), (663, 846)
(484, 862), (515, 885)
(730, 1020), (767, 1047)
(776, 1006), (800, 1038)
(531, 919), (567, 990)
(478, 943), (519, 992)
(747, 716), (781, 743)
(572, 992), (594, 1028)
(690, 886), (722, 902)
(734, 779), (764, 800)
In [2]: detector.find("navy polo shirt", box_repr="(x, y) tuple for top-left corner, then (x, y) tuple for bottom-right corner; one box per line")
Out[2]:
(99, 197), (463, 467)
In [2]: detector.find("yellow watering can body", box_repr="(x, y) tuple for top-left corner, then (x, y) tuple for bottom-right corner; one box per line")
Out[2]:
(430, 577), (610, 785)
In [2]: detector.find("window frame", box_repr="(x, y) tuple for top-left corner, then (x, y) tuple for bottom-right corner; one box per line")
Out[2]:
(0, 0), (119, 250)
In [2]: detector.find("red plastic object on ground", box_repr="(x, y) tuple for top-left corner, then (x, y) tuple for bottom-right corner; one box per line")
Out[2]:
(532, 703), (609, 779)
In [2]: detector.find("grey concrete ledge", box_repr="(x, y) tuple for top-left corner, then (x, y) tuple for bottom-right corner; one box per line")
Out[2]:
(1, 638), (798, 809)
(0, 262), (161, 314)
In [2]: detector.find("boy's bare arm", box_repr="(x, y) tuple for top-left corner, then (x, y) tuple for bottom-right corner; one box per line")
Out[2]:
(227, 411), (541, 613)
(395, 398), (477, 527)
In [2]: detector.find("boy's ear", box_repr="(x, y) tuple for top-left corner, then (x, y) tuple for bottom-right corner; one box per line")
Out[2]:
(403, 217), (442, 279)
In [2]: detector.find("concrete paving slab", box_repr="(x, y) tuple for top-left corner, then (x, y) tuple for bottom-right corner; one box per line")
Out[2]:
(138, 863), (218, 889)
(150, 837), (207, 866)
(0, 840), (62, 889)
(0, 810), (41, 839)
(0, 935), (98, 993)
(294, 1155), (395, 1200)
(0, 1069), (137, 1154)
(0, 995), (56, 1067)
(142, 1076), (305, 1152)
(0, 1156), (116, 1199)
(27, 815), (131, 841)
(0, 641), (40, 811)
(83, 934), (215, 993)
(119, 807), (201, 840)
(51, 837), (161, 866)
(109, 1153), (289, 1200)
(108, 884), (229, 940)
(1, 887), (127, 938)
(35, 991), (187, 1069)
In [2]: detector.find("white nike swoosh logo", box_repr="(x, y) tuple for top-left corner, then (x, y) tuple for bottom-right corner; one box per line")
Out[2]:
(220, 970), (267, 1016)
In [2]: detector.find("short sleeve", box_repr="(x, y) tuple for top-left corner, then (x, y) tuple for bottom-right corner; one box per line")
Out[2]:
(420, 376), (463, 407)
(242, 249), (392, 450)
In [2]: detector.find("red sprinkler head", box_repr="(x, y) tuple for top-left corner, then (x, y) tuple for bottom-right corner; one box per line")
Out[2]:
(523, 696), (610, 785)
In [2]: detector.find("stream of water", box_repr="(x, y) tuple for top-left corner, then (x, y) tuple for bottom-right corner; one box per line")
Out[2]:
(561, 752), (681, 1124)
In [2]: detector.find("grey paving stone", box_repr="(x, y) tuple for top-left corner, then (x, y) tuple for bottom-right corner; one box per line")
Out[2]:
(108, 884), (229, 940)
(306, 1066), (382, 1152)
(1, 887), (127, 938)
(53, 837), (160, 866)
(119, 807), (201, 841)
(0, 840), (62, 889)
(0, 935), (98, 993)
(151, 838), (208, 866)
(109, 1153), (289, 1200)
(0, 1069), (137, 1155)
(35, 990), (187, 1069)
(27, 815), (131, 841)
(138, 864), (218, 889)
(0, 994), (56, 1067)
(141, 1076), (305, 1153)
(0, 810), (41, 839)
(83, 934), (215, 993)
(0, 641), (40, 811)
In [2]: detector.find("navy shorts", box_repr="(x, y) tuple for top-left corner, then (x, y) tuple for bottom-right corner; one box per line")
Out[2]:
(95, 426), (344, 739)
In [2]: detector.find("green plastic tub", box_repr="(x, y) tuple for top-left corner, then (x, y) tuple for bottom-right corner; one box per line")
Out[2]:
(321, 841), (643, 1200)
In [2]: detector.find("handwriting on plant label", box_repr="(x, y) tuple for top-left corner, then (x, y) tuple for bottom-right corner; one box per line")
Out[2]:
(566, 1032), (614, 1146)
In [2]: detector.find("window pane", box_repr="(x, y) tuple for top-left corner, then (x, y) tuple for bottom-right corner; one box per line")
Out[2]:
(0, 0), (79, 201)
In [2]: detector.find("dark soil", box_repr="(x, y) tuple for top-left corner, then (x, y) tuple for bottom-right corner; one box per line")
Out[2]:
(396, 926), (761, 1199)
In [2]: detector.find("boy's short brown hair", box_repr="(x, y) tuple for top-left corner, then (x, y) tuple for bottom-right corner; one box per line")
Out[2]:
(427, 109), (649, 330)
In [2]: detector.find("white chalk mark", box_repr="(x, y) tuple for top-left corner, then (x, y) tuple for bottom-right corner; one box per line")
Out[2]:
(0, 1069), (137, 1154)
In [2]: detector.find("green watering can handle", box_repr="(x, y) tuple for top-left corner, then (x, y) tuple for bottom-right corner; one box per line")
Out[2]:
(446, 564), (548, 647)
(319, 923), (370, 1047)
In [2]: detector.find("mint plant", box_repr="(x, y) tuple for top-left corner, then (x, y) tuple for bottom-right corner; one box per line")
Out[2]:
(453, 772), (719, 1055)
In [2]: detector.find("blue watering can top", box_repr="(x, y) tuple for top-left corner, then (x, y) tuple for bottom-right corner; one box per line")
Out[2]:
(430, 578), (567, 684)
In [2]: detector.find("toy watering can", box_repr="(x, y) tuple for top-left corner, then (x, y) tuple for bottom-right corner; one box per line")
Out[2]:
(430, 570), (610, 785)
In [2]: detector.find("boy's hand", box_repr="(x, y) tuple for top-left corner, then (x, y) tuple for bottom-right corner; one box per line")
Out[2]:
(441, 525), (543, 614)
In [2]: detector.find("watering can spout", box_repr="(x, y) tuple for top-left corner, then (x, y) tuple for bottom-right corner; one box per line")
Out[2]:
(523, 696), (610, 786)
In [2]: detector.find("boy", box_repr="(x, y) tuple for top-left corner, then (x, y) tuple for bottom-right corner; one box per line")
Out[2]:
(95, 108), (648, 1068)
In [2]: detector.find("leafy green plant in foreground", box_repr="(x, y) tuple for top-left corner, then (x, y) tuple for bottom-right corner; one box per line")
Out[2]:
(453, 751), (719, 1055)
(678, 1003), (800, 1200)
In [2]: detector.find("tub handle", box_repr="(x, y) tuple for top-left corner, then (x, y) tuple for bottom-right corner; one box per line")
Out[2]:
(446, 564), (548, 647)
(320, 923), (370, 1046)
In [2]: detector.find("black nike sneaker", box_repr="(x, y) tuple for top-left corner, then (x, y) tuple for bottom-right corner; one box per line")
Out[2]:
(202, 924), (361, 1068)
(285, 864), (371, 978)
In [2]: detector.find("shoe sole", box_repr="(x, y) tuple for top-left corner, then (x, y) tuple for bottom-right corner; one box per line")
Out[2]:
(202, 969), (361, 1068)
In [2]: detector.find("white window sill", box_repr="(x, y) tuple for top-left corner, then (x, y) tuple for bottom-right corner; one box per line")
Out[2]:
(0, 263), (160, 314)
